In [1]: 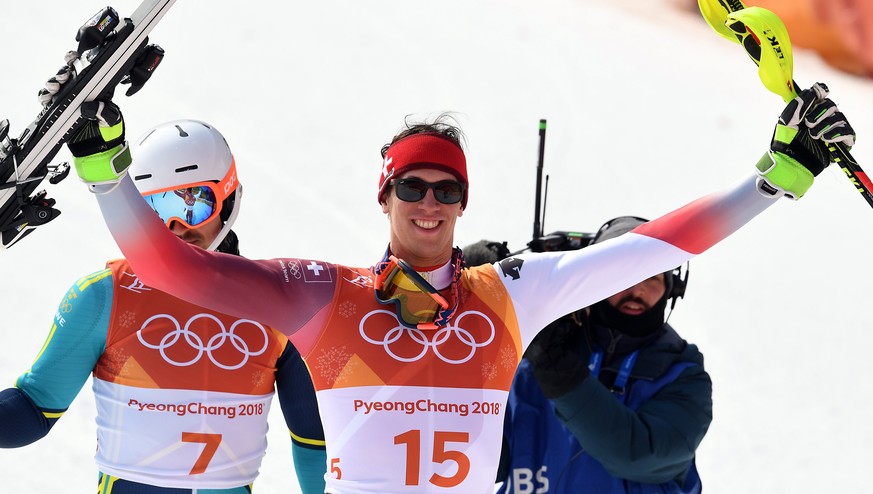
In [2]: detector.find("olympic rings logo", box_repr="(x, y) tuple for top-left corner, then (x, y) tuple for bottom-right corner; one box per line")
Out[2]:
(137, 313), (270, 370)
(288, 261), (302, 279)
(359, 310), (495, 364)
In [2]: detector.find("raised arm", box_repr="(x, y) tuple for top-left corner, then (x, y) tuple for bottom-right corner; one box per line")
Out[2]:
(499, 83), (855, 347)
(91, 174), (333, 335)
(501, 173), (772, 346)
(65, 108), (333, 334)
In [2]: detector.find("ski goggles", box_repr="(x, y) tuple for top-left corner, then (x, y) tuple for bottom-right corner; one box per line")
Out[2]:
(390, 178), (466, 205)
(374, 255), (450, 330)
(141, 162), (237, 230)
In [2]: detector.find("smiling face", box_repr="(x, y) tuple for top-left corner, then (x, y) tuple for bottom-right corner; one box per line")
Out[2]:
(381, 167), (464, 268)
(605, 273), (667, 316)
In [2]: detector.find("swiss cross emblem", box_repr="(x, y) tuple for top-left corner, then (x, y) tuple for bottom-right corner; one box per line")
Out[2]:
(302, 260), (332, 283)
(381, 156), (393, 180)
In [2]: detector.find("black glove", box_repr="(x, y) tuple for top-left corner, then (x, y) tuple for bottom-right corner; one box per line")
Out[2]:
(67, 99), (130, 188)
(757, 82), (856, 199)
(525, 315), (589, 399)
(67, 100), (126, 158)
(38, 52), (130, 186)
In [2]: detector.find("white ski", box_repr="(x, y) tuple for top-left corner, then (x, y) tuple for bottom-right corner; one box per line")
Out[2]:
(0, 0), (176, 249)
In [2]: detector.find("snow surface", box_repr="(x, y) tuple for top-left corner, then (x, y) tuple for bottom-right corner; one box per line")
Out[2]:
(1, 0), (872, 492)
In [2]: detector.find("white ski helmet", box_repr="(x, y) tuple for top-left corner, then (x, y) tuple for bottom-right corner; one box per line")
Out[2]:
(130, 119), (242, 252)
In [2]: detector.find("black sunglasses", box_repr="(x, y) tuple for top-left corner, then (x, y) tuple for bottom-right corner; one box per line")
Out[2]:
(390, 178), (466, 205)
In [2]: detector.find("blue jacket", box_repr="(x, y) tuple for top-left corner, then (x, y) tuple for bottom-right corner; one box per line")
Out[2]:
(498, 320), (711, 494)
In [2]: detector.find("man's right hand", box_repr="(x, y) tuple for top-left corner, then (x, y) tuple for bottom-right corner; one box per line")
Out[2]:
(39, 52), (131, 188)
(68, 100), (130, 188)
(756, 82), (856, 200)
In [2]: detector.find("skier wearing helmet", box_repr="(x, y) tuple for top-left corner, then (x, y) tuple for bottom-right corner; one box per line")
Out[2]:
(0, 120), (327, 494)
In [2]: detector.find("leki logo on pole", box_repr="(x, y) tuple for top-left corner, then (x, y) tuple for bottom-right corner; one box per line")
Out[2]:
(699, 0), (873, 208)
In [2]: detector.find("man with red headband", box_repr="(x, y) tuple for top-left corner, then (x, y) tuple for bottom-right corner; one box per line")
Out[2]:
(63, 79), (853, 492)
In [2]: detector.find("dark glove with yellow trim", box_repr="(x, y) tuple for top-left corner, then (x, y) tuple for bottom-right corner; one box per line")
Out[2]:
(756, 82), (856, 199)
(39, 54), (131, 189)
(524, 314), (589, 399)
(67, 100), (131, 188)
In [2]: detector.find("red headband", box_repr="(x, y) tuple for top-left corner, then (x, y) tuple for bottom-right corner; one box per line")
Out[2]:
(378, 133), (468, 208)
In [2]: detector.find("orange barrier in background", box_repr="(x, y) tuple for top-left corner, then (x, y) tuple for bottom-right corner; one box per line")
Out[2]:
(756, 0), (873, 78)
(675, 0), (873, 77)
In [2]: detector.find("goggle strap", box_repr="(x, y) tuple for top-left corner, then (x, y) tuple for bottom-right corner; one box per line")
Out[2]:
(430, 292), (449, 310)
(373, 247), (466, 328)
(140, 158), (238, 204)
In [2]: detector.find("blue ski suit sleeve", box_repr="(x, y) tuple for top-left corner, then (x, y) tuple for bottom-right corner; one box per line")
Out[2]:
(276, 342), (327, 493)
(0, 388), (54, 447)
(0, 270), (111, 447)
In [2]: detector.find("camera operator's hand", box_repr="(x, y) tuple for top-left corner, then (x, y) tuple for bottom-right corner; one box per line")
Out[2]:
(525, 316), (589, 399)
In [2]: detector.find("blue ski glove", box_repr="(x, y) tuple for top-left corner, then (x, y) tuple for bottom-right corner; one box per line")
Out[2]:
(524, 314), (589, 399)
(756, 82), (856, 199)
(39, 54), (131, 190)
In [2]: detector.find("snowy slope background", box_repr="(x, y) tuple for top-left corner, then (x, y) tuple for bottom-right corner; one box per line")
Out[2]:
(2, 0), (872, 492)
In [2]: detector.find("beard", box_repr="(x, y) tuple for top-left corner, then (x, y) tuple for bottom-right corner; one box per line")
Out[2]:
(590, 292), (668, 337)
